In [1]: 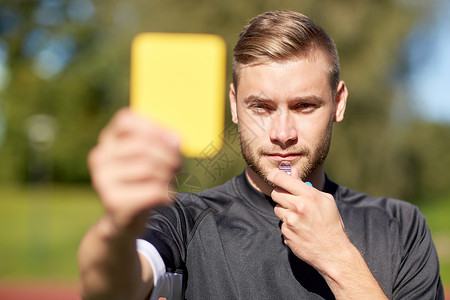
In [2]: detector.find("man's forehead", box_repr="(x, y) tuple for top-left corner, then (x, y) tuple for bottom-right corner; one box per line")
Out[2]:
(238, 57), (330, 83)
(235, 56), (333, 101)
(236, 54), (330, 82)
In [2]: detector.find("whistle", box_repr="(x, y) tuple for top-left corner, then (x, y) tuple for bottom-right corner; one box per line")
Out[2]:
(279, 161), (291, 175)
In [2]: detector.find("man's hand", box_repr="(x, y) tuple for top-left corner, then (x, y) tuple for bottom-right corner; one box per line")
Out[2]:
(88, 107), (181, 236)
(79, 108), (181, 300)
(268, 169), (347, 273)
(267, 169), (388, 300)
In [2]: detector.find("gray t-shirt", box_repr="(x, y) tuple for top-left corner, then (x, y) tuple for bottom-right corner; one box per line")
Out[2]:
(141, 171), (444, 299)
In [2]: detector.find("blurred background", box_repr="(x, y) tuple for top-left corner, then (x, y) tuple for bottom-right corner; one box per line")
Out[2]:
(0, 0), (449, 298)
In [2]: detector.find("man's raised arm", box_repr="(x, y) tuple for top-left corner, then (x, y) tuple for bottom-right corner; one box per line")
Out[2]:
(78, 108), (181, 300)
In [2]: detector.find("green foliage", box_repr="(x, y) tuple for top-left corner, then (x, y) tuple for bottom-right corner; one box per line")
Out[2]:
(0, 0), (448, 204)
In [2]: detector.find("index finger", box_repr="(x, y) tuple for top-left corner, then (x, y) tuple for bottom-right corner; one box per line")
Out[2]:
(267, 169), (312, 196)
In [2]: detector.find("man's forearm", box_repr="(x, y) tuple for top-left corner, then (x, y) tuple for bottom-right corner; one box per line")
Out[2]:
(78, 215), (153, 300)
(320, 243), (388, 300)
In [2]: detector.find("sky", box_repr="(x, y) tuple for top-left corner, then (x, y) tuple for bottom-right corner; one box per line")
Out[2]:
(404, 0), (450, 123)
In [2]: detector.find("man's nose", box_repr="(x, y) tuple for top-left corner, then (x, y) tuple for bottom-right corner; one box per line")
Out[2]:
(269, 110), (298, 148)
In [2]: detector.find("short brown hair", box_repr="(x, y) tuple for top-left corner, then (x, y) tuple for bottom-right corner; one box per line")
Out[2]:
(233, 10), (340, 94)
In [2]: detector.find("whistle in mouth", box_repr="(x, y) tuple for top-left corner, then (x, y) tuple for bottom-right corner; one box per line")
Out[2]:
(279, 161), (291, 175)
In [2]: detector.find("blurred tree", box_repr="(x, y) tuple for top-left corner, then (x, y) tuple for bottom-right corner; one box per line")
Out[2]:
(0, 0), (447, 204)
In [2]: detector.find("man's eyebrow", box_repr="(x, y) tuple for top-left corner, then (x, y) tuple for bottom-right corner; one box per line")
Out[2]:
(289, 95), (326, 104)
(242, 94), (272, 105)
(242, 94), (327, 105)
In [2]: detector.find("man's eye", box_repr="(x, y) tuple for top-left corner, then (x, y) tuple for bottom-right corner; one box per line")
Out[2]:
(250, 104), (271, 114)
(295, 103), (316, 112)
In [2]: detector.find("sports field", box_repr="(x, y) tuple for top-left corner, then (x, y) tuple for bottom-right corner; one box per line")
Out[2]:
(0, 184), (448, 299)
(0, 184), (101, 299)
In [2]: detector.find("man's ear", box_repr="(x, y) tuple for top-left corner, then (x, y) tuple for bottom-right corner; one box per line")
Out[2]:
(229, 83), (238, 124)
(334, 81), (348, 123)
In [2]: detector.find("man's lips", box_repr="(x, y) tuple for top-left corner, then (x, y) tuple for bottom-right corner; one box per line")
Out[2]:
(266, 153), (301, 161)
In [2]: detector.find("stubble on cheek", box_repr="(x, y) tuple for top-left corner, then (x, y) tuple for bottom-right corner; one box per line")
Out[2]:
(237, 115), (333, 184)
(238, 125), (273, 186)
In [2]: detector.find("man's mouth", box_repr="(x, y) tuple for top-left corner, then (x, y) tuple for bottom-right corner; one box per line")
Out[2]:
(265, 153), (302, 162)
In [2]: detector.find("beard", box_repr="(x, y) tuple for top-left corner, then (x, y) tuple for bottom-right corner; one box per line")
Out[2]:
(239, 116), (333, 185)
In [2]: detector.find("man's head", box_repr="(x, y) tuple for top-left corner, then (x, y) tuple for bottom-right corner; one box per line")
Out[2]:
(229, 10), (347, 190)
(232, 10), (340, 96)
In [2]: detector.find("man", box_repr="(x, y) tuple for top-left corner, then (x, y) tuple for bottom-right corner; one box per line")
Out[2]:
(78, 10), (444, 299)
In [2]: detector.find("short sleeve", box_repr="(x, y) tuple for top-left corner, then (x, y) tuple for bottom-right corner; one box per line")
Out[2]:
(392, 206), (444, 299)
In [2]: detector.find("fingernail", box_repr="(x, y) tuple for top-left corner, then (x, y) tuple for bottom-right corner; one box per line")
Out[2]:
(305, 181), (312, 187)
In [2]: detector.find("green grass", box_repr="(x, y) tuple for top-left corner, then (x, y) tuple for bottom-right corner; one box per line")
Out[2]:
(0, 184), (102, 282)
(0, 184), (449, 290)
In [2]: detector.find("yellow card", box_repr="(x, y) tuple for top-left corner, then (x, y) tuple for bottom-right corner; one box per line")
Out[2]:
(130, 32), (226, 157)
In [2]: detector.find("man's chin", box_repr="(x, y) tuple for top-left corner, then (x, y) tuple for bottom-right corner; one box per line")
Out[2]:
(246, 164), (277, 187)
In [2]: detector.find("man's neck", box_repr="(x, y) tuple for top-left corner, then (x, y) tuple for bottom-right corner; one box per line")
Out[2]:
(245, 165), (326, 196)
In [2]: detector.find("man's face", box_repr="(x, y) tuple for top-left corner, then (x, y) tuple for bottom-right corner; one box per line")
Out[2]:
(230, 56), (346, 186)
